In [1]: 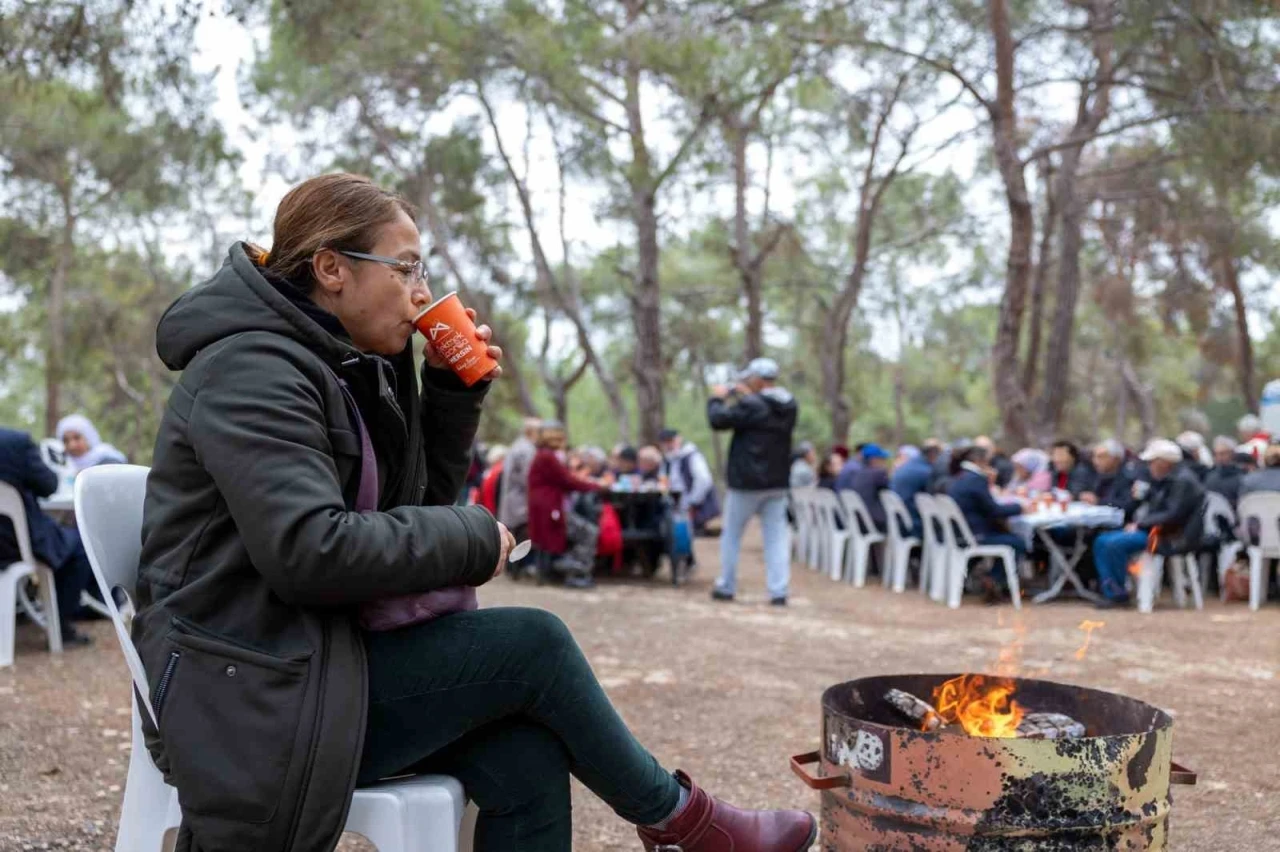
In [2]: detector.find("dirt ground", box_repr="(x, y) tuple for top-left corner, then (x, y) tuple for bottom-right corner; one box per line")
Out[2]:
(2, 529), (1278, 851)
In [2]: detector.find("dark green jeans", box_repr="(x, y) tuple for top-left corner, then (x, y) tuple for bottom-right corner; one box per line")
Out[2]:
(358, 607), (681, 851)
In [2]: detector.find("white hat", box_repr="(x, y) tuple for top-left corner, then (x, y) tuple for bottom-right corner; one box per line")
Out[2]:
(739, 357), (780, 381)
(1140, 439), (1183, 463)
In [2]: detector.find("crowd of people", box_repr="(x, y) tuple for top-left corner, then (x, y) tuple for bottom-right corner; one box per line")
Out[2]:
(787, 413), (1280, 608)
(466, 416), (718, 589)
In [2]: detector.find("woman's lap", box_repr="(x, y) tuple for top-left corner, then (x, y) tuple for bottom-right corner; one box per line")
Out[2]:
(358, 606), (678, 826)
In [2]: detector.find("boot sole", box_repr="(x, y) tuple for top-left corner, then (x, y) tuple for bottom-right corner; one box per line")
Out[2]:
(796, 814), (818, 850)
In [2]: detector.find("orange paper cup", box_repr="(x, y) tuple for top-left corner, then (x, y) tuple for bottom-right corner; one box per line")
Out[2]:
(413, 292), (498, 386)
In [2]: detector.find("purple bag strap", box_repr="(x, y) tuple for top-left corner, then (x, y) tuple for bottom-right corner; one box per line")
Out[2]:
(337, 379), (379, 513)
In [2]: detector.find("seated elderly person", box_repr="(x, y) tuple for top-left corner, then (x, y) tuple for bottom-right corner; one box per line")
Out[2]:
(1049, 440), (1096, 498)
(1093, 439), (1205, 609)
(891, 443), (937, 537)
(1007, 448), (1051, 493)
(1204, 435), (1246, 507)
(637, 445), (664, 483)
(850, 444), (891, 533)
(55, 414), (127, 474)
(975, 435), (1014, 488)
(1080, 439), (1134, 517)
(946, 445), (1024, 602)
(790, 442), (818, 488)
(1239, 443), (1280, 498)
(1176, 431), (1211, 480)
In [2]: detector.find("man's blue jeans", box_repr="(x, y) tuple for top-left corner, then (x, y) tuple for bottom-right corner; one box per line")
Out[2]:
(1093, 529), (1150, 601)
(716, 489), (791, 599)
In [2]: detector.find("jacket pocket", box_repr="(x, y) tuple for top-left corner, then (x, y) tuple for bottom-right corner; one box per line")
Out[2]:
(156, 621), (312, 823)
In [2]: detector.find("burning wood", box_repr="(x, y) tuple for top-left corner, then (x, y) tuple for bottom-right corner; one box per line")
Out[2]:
(1016, 712), (1086, 739)
(883, 688), (946, 731)
(883, 681), (1086, 740)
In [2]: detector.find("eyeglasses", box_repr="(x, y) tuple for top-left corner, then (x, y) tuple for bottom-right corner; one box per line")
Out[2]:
(334, 250), (429, 286)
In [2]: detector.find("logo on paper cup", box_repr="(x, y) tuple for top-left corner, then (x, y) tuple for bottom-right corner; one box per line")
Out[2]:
(427, 321), (451, 341)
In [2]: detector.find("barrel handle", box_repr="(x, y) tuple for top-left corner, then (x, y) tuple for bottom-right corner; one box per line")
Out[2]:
(1170, 761), (1197, 785)
(790, 751), (851, 790)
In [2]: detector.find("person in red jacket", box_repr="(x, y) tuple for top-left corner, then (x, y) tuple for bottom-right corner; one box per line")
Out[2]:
(478, 445), (506, 515)
(527, 421), (603, 588)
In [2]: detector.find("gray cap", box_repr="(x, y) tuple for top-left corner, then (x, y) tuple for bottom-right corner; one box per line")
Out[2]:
(739, 357), (780, 381)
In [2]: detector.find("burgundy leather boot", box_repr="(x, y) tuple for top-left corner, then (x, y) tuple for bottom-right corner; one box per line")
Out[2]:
(636, 771), (817, 852)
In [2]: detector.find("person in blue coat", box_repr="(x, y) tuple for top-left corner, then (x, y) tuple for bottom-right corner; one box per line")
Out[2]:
(0, 427), (95, 646)
(946, 445), (1025, 600)
(890, 444), (939, 537)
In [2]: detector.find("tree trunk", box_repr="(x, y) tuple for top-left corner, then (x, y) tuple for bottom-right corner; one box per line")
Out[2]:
(727, 121), (764, 362)
(1221, 254), (1257, 411)
(1120, 358), (1157, 442)
(987, 0), (1035, 448)
(624, 59), (666, 445)
(1037, 147), (1086, 438)
(45, 194), (74, 435)
(1022, 158), (1057, 398)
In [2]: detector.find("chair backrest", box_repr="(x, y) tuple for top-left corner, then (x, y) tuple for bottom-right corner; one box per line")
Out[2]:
(915, 493), (943, 548)
(0, 481), (36, 565)
(837, 489), (875, 537)
(880, 490), (914, 540)
(1202, 490), (1236, 538)
(73, 465), (156, 723)
(933, 494), (976, 548)
(1237, 490), (1280, 553)
(812, 488), (848, 529)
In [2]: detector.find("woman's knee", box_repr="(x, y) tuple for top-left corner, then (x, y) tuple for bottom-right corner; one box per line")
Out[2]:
(499, 607), (574, 651)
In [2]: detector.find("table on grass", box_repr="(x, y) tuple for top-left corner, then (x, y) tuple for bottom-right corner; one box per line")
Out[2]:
(1009, 504), (1125, 604)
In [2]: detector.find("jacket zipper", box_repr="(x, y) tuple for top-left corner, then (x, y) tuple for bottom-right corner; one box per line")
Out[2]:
(153, 651), (180, 721)
(282, 627), (329, 849)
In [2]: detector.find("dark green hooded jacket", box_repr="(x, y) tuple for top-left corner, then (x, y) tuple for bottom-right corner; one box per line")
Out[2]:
(132, 243), (500, 851)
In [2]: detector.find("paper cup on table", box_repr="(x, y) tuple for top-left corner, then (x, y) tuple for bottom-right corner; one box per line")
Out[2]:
(412, 292), (498, 387)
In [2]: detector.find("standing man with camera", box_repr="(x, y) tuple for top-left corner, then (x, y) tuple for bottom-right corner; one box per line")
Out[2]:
(707, 358), (798, 605)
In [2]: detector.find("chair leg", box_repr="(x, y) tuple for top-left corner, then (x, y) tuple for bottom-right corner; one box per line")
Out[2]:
(37, 566), (62, 654)
(1187, 555), (1204, 611)
(1170, 557), (1187, 609)
(1003, 554), (1022, 611)
(851, 541), (870, 587)
(1249, 550), (1266, 611)
(1137, 555), (1159, 614)
(946, 553), (966, 609)
(0, 566), (21, 669)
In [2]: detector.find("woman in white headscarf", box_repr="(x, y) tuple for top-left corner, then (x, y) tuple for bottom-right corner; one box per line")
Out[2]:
(55, 414), (127, 474)
(1007, 448), (1052, 493)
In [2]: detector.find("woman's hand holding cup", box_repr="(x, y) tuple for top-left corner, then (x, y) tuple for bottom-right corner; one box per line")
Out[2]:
(492, 521), (517, 580)
(417, 300), (503, 382)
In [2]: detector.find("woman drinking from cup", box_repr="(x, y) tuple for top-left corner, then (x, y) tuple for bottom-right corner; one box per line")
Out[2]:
(132, 173), (814, 852)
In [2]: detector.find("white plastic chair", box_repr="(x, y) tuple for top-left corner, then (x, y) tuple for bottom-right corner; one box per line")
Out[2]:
(1136, 553), (1202, 613)
(933, 495), (1022, 610)
(74, 466), (472, 852)
(1203, 491), (1243, 602)
(0, 482), (63, 667)
(837, 490), (885, 587)
(879, 491), (920, 593)
(809, 489), (851, 581)
(1237, 491), (1280, 610)
(914, 493), (947, 600)
(789, 488), (815, 569)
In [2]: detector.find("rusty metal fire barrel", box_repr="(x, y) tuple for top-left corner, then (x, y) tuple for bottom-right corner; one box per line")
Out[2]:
(791, 674), (1197, 851)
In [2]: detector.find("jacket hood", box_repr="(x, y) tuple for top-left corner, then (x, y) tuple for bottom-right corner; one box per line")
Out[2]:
(670, 441), (701, 462)
(157, 242), (358, 371)
(759, 386), (795, 408)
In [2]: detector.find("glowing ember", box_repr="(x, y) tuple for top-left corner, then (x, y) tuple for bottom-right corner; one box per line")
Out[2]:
(933, 674), (1025, 738)
(1074, 620), (1105, 661)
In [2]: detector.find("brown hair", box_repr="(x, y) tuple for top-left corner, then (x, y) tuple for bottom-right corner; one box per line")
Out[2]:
(247, 173), (417, 291)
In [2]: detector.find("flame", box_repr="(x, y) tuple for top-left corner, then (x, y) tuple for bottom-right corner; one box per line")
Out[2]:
(1074, 620), (1105, 661)
(933, 674), (1026, 738)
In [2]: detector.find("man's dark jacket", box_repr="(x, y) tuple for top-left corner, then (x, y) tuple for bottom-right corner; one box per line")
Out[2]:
(0, 428), (74, 568)
(947, 469), (1022, 538)
(1203, 464), (1245, 507)
(1049, 461), (1096, 498)
(1134, 465), (1206, 555)
(134, 243), (500, 852)
(707, 386), (797, 490)
(849, 466), (889, 531)
(1093, 467), (1135, 518)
